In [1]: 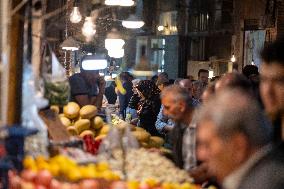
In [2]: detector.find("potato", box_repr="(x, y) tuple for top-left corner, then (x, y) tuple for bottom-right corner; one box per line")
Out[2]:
(60, 117), (71, 127)
(79, 105), (98, 119)
(63, 102), (80, 119)
(79, 130), (95, 138)
(67, 126), (78, 136)
(74, 119), (90, 134)
(91, 116), (104, 130)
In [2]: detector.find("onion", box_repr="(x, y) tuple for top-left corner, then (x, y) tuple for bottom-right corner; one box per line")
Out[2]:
(21, 170), (37, 182)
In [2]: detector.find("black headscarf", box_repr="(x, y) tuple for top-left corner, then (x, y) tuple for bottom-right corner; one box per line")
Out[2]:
(135, 80), (161, 136)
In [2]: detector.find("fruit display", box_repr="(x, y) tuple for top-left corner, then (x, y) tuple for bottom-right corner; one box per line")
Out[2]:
(22, 155), (120, 182)
(97, 148), (193, 183)
(58, 102), (110, 141)
(111, 116), (165, 149)
(10, 172), (201, 189)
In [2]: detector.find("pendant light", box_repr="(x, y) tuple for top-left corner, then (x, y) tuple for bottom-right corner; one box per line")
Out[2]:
(70, 7), (82, 23)
(60, 36), (80, 51)
(105, 28), (125, 58)
(105, 0), (135, 6)
(70, 0), (82, 23)
(230, 54), (236, 63)
(122, 14), (144, 29)
(82, 17), (96, 41)
(81, 54), (108, 70)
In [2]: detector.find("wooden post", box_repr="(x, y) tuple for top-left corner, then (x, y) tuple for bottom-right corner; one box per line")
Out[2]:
(7, 0), (25, 124)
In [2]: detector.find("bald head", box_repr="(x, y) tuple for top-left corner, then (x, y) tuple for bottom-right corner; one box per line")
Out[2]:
(215, 73), (252, 94)
(179, 79), (193, 97)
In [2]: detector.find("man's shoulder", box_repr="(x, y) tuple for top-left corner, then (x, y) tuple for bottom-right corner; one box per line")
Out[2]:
(69, 73), (86, 84)
(69, 73), (82, 80)
(238, 143), (284, 189)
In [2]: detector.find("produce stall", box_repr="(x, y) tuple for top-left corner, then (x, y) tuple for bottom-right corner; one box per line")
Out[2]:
(3, 98), (202, 189)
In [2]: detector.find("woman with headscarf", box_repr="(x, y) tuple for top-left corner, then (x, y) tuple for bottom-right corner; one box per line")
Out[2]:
(135, 80), (161, 136)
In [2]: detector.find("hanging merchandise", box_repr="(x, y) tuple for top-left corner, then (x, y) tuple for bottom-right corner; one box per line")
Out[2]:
(44, 48), (70, 106)
(22, 64), (49, 157)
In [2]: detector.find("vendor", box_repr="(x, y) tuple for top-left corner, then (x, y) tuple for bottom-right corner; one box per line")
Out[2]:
(69, 69), (105, 109)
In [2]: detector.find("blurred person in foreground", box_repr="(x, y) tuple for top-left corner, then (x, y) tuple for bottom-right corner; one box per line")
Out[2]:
(197, 89), (284, 189)
(161, 85), (196, 170)
(260, 38), (284, 143)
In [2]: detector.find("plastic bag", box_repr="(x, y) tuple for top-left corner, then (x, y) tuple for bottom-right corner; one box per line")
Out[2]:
(99, 108), (139, 159)
(22, 64), (49, 157)
(43, 52), (70, 106)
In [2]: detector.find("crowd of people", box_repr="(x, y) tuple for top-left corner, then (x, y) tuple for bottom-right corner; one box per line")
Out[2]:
(69, 37), (284, 189)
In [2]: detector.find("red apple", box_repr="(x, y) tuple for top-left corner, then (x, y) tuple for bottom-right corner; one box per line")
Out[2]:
(35, 185), (47, 189)
(50, 179), (62, 189)
(111, 181), (127, 189)
(21, 170), (37, 182)
(35, 170), (52, 187)
(80, 179), (99, 189)
(140, 183), (150, 189)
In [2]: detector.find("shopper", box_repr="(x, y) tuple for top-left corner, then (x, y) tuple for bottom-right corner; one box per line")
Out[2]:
(135, 80), (161, 136)
(117, 72), (133, 119)
(161, 85), (196, 170)
(155, 78), (174, 143)
(179, 79), (199, 107)
(69, 69), (105, 109)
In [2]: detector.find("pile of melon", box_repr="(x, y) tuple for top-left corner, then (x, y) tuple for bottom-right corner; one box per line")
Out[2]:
(57, 102), (110, 140)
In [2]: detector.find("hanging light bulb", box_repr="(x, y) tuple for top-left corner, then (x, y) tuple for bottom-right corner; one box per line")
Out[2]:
(82, 17), (96, 41)
(251, 59), (255, 65)
(70, 7), (82, 23)
(122, 14), (144, 29)
(230, 54), (236, 62)
(157, 25), (164, 31)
